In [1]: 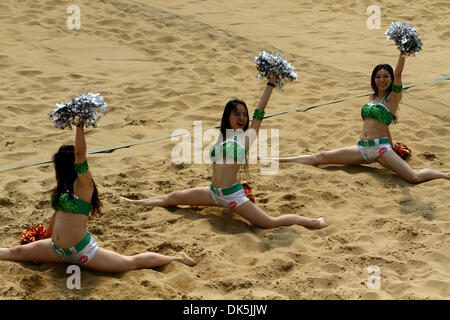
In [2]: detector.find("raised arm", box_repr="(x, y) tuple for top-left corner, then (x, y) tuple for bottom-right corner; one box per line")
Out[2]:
(394, 53), (405, 85)
(389, 53), (405, 112)
(241, 76), (277, 151)
(249, 76), (277, 135)
(75, 125), (87, 163)
(74, 125), (93, 189)
(249, 84), (274, 133)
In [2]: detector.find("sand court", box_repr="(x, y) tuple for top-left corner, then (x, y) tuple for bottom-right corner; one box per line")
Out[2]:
(0, 0), (449, 299)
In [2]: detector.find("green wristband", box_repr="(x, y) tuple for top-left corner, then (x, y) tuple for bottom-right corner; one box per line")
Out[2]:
(253, 109), (265, 121)
(74, 159), (89, 174)
(392, 83), (402, 93)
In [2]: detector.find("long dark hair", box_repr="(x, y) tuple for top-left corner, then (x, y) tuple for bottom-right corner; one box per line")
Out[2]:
(51, 145), (102, 215)
(219, 99), (250, 180)
(370, 64), (398, 123)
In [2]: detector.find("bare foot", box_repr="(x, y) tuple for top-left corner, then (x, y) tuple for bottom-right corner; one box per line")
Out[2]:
(312, 217), (327, 229)
(177, 252), (197, 267)
(118, 196), (138, 204)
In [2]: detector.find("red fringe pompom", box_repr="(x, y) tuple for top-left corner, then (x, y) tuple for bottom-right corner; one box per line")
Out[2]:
(394, 142), (412, 160)
(20, 224), (50, 245)
(241, 180), (255, 203)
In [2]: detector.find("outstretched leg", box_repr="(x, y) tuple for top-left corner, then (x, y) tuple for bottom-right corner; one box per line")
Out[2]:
(0, 239), (63, 263)
(376, 150), (450, 183)
(0, 240), (197, 272)
(120, 187), (217, 207)
(85, 248), (196, 273)
(265, 146), (367, 166)
(231, 201), (326, 229)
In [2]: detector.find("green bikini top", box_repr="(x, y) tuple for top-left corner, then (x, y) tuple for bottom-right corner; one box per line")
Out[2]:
(210, 134), (246, 163)
(361, 94), (394, 126)
(52, 192), (91, 216)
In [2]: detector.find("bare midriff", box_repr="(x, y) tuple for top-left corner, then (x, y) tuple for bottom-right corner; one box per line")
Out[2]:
(211, 161), (241, 188)
(360, 118), (388, 140)
(52, 210), (88, 248)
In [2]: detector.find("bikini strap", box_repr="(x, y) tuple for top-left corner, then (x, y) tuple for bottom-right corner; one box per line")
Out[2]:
(381, 92), (389, 105)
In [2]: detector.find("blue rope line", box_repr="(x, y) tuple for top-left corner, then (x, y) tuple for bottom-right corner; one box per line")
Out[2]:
(0, 76), (448, 173)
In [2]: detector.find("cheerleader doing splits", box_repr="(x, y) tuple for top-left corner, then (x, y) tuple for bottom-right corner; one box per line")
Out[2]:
(269, 53), (450, 184)
(121, 76), (326, 229)
(0, 125), (196, 272)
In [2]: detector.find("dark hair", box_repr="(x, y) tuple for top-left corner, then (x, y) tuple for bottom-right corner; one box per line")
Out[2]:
(370, 64), (398, 123)
(371, 64), (394, 99)
(51, 145), (102, 215)
(219, 99), (251, 180)
(219, 99), (250, 139)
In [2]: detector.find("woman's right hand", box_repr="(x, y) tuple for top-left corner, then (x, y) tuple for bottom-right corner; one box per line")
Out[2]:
(268, 74), (278, 85)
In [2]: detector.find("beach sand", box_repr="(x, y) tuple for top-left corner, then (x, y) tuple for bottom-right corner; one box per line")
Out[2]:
(0, 0), (449, 299)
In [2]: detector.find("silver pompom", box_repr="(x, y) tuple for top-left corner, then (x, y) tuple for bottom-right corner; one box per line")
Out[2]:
(49, 92), (108, 130)
(385, 21), (423, 56)
(253, 51), (297, 91)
